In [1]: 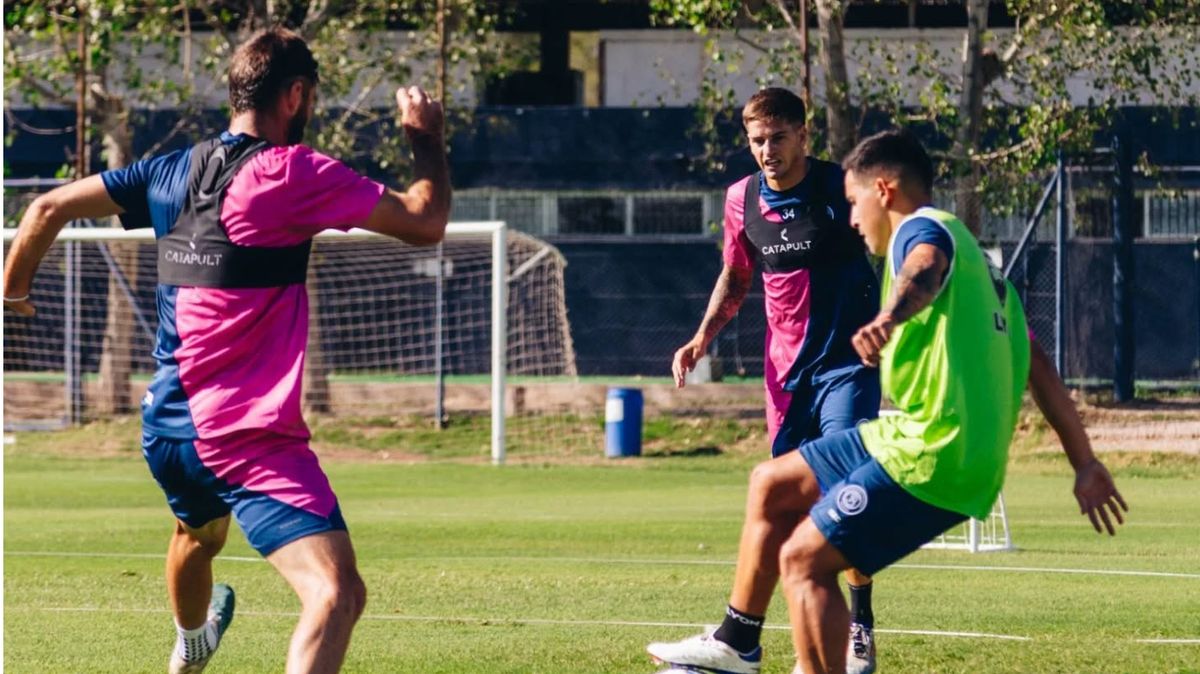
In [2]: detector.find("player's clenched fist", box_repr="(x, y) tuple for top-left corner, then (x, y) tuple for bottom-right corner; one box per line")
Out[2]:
(396, 86), (444, 139)
(851, 312), (896, 368)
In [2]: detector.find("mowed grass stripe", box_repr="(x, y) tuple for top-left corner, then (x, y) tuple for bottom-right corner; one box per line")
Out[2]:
(6, 452), (1200, 673)
(7, 549), (1200, 579)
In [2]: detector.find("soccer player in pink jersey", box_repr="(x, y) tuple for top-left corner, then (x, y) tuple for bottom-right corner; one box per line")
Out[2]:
(659, 88), (881, 674)
(4, 28), (450, 674)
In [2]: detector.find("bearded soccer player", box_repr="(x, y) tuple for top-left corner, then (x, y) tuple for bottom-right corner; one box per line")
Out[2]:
(659, 87), (882, 673)
(3, 28), (450, 674)
(656, 129), (1127, 674)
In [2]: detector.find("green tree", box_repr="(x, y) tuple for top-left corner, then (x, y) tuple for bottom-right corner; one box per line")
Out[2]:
(5, 0), (506, 416)
(651, 0), (1200, 235)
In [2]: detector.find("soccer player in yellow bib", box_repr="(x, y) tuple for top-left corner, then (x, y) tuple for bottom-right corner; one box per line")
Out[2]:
(653, 129), (1126, 674)
(781, 128), (1128, 673)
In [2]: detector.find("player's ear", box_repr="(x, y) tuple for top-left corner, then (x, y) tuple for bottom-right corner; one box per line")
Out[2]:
(874, 176), (891, 207)
(284, 79), (305, 115)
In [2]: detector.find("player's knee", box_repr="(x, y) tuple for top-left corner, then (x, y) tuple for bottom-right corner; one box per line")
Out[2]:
(747, 460), (784, 501)
(173, 521), (227, 558)
(748, 460), (809, 515)
(311, 568), (367, 623)
(778, 534), (822, 585)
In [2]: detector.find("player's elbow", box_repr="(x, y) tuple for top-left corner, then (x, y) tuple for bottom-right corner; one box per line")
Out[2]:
(26, 193), (64, 226)
(365, 192), (449, 246)
(405, 209), (449, 246)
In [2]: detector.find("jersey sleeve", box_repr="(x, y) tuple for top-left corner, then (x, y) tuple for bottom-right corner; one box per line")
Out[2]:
(100, 159), (155, 230)
(890, 215), (955, 276)
(722, 178), (754, 269)
(274, 147), (386, 237)
(100, 149), (191, 235)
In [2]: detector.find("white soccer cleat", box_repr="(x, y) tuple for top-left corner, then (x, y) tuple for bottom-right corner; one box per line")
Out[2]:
(647, 632), (762, 674)
(845, 622), (877, 674)
(168, 583), (235, 674)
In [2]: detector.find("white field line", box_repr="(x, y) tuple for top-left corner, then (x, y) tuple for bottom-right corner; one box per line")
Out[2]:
(7, 550), (1200, 579)
(27, 605), (1031, 641)
(22, 606), (1199, 645)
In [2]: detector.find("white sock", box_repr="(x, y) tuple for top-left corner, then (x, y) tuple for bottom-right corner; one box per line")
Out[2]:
(174, 619), (218, 663)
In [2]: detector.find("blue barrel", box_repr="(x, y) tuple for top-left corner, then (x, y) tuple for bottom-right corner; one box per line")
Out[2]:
(604, 387), (643, 458)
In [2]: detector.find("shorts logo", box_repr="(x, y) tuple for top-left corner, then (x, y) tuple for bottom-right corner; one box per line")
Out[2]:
(835, 485), (868, 517)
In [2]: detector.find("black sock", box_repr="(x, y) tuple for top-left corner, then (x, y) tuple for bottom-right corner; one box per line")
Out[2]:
(712, 605), (764, 654)
(849, 582), (874, 628)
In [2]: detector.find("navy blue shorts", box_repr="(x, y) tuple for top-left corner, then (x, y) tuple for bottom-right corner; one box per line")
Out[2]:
(142, 431), (348, 556)
(798, 428), (967, 576)
(771, 365), (880, 457)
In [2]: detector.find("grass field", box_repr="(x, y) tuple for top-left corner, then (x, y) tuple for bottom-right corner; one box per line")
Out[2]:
(5, 418), (1200, 673)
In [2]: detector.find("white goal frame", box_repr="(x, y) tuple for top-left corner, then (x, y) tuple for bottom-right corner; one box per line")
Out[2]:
(2, 222), (512, 465)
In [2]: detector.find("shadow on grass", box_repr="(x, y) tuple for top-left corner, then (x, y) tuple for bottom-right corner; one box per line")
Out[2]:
(643, 446), (723, 459)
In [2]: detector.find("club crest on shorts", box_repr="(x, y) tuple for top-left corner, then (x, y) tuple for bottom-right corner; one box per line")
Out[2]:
(835, 485), (868, 516)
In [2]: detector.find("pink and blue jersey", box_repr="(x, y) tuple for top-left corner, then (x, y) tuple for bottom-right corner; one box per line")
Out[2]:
(102, 132), (384, 441)
(723, 160), (880, 448)
(101, 132), (385, 553)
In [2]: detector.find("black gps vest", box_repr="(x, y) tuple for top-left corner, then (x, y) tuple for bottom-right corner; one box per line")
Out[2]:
(741, 171), (862, 274)
(157, 136), (311, 288)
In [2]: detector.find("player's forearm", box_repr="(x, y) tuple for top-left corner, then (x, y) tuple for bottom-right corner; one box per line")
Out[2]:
(3, 196), (73, 296)
(694, 265), (752, 347)
(882, 244), (947, 324)
(404, 132), (452, 241)
(1028, 342), (1096, 471)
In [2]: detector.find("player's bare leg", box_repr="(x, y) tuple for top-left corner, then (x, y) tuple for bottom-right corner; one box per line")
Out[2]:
(648, 452), (823, 673)
(728, 452), (824, 615)
(168, 516), (230, 627)
(267, 530), (366, 674)
(167, 516), (236, 673)
(779, 518), (853, 674)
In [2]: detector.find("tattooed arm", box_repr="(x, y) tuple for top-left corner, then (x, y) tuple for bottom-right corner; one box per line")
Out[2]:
(851, 243), (949, 367)
(672, 264), (753, 387)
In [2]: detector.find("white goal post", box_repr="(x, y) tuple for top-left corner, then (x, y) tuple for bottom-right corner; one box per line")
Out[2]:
(2, 222), (525, 464)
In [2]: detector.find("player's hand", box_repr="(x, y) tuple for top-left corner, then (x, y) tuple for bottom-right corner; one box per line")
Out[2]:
(851, 312), (895, 367)
(672, 338), (706, 388)
(396, 86), (444, 139)
(1073, 459), (1127, 536)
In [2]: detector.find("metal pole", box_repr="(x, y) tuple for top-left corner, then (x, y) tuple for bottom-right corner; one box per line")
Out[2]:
(64, 240), (83, 425)
(1195, 237), (1200, 377)
(434, 242), (446, 429)
(1055, 150), (1067, 375)
(1112, 130), (1136, 402)
(491, 224), (508, 465)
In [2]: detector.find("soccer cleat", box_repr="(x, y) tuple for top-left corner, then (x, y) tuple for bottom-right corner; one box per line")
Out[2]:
(168, 583), (236, 674)
(647, 632), (762, 674)
(846, 621), (877, 674)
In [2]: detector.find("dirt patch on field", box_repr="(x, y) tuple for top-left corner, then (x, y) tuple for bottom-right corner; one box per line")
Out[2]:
(1016, 396), (1200, 455)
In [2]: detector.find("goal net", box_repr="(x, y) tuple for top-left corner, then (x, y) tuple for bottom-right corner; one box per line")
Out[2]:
(2, 220), (597, 462)
(922, 493), (1015, 553)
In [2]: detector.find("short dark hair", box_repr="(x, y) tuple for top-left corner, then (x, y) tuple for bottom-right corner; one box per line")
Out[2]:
(742, 87), (806, 127)
(228, 28), (320, 114)
(842, 129), (934, 196)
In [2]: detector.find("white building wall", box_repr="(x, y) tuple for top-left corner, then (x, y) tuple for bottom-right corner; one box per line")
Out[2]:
(599, 28), (1199, 108)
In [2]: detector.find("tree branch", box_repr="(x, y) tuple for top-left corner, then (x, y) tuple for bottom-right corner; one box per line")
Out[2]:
(731, 29), (770, 55)
(194, 0), (235, 50)
(768, 0), (805, 52)
(4, 106), (75, 135)
(300, 0), (342, 41)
